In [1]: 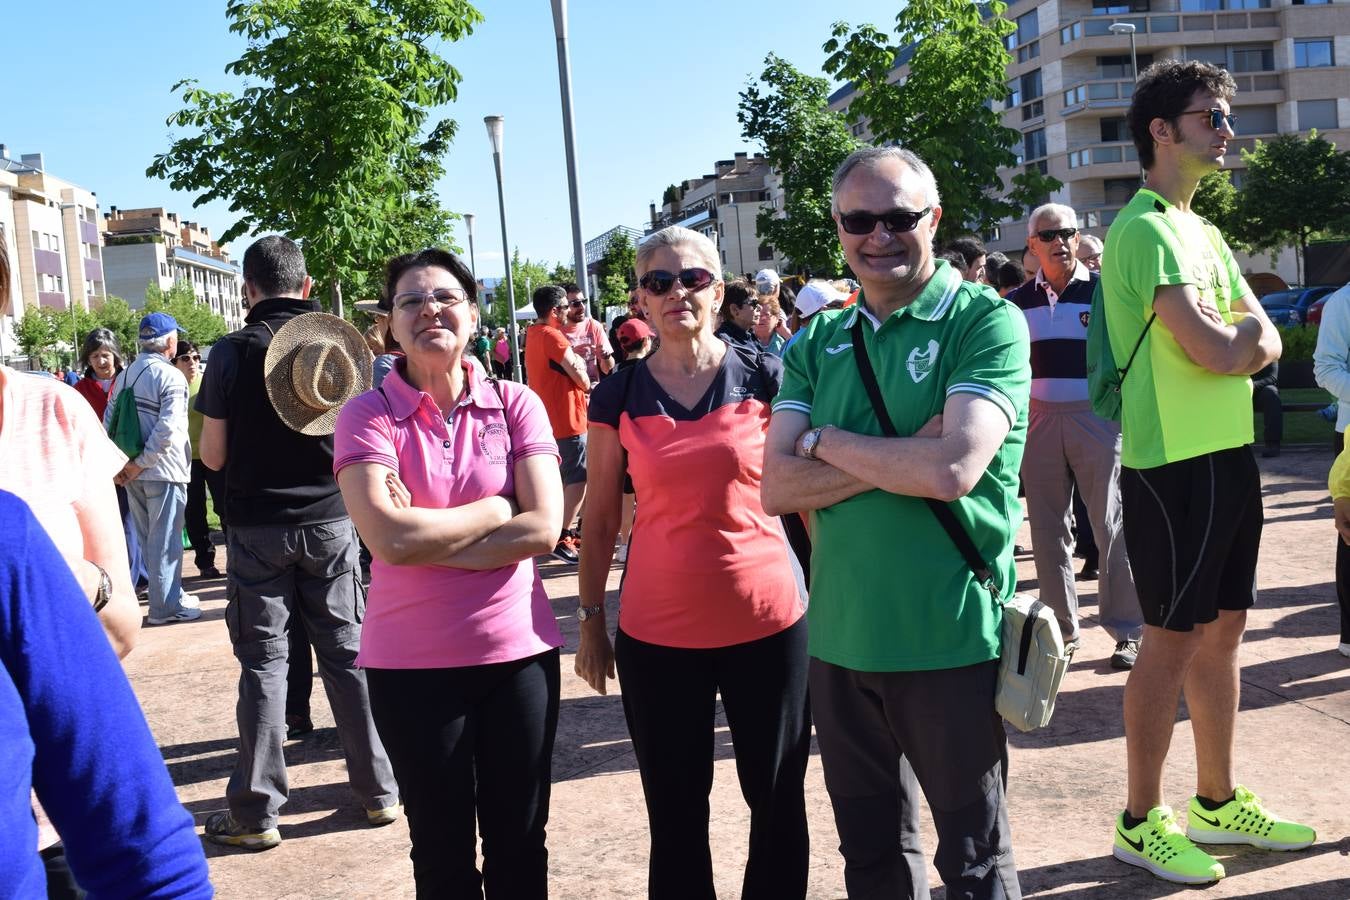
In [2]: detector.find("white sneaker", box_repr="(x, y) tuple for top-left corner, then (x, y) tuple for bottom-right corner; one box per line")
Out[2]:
(147, 606), (203, 625)
(180, 593), (201, 609)
(1339, 643), (1350, 658)
(615, 544), (628, 563)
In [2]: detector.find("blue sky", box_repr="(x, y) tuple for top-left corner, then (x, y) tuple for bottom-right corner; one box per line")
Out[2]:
(1, 1), (898, 281)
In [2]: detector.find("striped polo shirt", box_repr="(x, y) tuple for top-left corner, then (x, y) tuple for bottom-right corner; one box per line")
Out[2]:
(1007, 262), (1097, 403)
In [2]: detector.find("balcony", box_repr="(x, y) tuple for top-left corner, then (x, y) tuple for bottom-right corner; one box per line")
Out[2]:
(1058, 8), (1279, 47)
(34, 248), (62, 277)
(83, 258), (103, 284)
(79, 219), (98, 245)
(38, 292), (67, 310)
(1061, 78), (1135, 115)
(1067, 141), (1139, 169)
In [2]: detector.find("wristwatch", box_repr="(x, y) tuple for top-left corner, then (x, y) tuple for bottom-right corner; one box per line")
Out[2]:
(91, 563), (112, 614)
(577, 604), (604, 623)
(800, 425), (830, 460)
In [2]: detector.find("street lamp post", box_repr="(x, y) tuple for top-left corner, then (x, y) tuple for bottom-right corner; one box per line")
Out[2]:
(1109, 22), (1142, 181)
(463, 213), (477, 281)
(550, 0), (592, 319)
(485, 115), (523, 382)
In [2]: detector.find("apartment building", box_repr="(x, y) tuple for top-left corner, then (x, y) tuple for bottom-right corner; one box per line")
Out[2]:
(102, 206), (245, 331)
(829, 0), (1350, 283)
(644, 152), (788, 276)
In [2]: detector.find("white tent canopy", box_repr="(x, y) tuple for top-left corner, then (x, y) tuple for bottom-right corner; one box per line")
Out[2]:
(514, 305), (538, 322)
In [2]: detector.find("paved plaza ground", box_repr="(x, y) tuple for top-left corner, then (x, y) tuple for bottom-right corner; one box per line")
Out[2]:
(126, 444), (1350, 899)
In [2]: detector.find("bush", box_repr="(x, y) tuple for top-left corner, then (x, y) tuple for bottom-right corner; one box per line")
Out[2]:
(1277, 324), (1318, 362)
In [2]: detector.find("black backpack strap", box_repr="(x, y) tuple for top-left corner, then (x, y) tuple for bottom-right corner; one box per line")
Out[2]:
(847, 314), (1002, 600)
(1118, 312), (1157, 382)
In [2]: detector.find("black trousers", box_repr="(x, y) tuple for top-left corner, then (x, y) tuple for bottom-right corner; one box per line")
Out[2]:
(184, 458), (225, 568)
(614, 618), (811, 900)
(1336, 433), (1350, 643)
(366, 649), (560, 900)
(810, 657), (1020, 900)
(1253, 382), (1283, 445)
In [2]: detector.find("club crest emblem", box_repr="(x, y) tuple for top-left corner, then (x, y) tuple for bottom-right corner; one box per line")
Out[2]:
(907, 340), (939, 383)
(1080, 310), (1090, 328)
(478, 422), (510, 465)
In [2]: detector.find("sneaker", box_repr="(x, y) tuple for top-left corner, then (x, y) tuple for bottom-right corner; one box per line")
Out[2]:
(366, 804), (402, 827)
(550, 538), (579, 564)
(285, 714), (314, 740)
(1077, 562), (1099, 581)
(1113, 807), (1224, 885)
(204, 811), (280, 851)
(147, 606), (202, 626)
(1063, 637), (1082, 657)
(198, 564), (223, 579)
(615, 543), (628, 564)
(1111, 639), (1140, 670)
(1339, 643), (1350, 658)
(1186, 786), (1316, 851)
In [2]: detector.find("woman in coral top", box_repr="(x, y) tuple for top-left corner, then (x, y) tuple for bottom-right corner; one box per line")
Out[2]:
(575, 226), (810, 900)
(335, 248), (563, 898)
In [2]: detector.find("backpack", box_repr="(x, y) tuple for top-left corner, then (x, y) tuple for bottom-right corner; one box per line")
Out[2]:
(106, 365), (152, 458)
(1086, 274), (1156, 422)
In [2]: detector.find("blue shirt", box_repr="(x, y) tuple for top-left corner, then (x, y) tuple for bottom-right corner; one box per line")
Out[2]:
(0, 490), (211, 898)
(1006, 262), (1096, 403)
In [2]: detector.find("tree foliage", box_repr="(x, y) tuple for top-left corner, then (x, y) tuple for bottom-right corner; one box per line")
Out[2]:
(739, 53), (857, 276)
(1236, 131), (1350, 284)
(147, 0), (482, 317)
(822, 0), (1060, 242)
(593, 232), (636, 308)
(145, 281), (229, 346)
(1191, 170), (1246, 251)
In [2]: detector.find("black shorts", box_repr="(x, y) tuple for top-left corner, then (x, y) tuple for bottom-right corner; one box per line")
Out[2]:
(1120, 446), (1262, 631)
(557, 433), (588, 486)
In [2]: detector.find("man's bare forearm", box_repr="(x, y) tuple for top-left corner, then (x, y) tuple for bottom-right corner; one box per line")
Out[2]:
(761, 452), (873, 515)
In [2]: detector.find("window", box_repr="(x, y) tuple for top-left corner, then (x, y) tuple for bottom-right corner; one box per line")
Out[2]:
(1298, 99), (1338, 131)
(1023, 128), (1047, 162)
(1182, 0), (1268, 8)
(1239, 104), (1278, 134)
(1105, 177), (1141, 206)
(1097, 54), (1154, 79)
(1293, 0), (1331, 4)
(1295, 39), (1334, 68)
(1093, 0), (1149, 12)
(758, 245), (775, 261)
(1006, 9), (1038, 48)
(1230, 45), (1275, 72)
(1018, 41), (1040, 63)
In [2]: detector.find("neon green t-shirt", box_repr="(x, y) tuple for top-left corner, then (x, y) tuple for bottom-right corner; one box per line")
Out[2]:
(774, 261), (1031, 672)
(1102, 189), (1253, 469)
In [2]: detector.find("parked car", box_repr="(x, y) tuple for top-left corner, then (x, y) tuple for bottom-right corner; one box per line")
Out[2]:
(1259, 286), (1338, 325)
(1305, 286), (1350, 326)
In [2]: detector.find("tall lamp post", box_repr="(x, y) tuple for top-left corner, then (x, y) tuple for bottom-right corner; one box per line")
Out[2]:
(462, 212), (479, 311)
(485, 115), (522, 382)
(550, 0), (592, 319)
(1109, 22), (1142, 181)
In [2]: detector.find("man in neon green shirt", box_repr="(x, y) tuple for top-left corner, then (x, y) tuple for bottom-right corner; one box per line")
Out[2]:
(1102, 60), (1314, 885)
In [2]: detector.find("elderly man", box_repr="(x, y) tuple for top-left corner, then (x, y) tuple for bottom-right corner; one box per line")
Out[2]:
(105, 312), (199, 625)
(1009, 204), (1143, 669)
(1076, 233), (1104, 272)
(764, 146), (1029, 898)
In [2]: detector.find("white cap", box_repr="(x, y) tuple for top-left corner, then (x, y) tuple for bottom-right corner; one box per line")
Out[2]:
(754, 268), (781, 291)
(795, 281), (848, 318)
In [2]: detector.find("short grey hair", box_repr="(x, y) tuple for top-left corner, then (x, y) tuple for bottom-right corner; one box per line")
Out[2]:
(1027, 203), (1078, 236)
(635, 226), (722, 277)
(138, 335), (173, 355)
(831, 146), (941, 214)
(1078, 233), (1104, 253)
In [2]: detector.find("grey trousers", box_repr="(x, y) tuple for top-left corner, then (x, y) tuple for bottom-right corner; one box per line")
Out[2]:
(1021, 400), (1143, 643)
(224, 519), (399, 830)
(810, 658), (1020, 900)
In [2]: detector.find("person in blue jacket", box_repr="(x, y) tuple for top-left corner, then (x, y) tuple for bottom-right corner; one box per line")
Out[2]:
(0, 489), (212, 898)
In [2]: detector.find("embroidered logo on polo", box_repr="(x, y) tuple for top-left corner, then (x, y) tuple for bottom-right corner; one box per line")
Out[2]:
(1079, 311), (1090, 328)
(907, 340), (939, 383)
(478, 422), (509, 465)
(825, 343), (853, 355)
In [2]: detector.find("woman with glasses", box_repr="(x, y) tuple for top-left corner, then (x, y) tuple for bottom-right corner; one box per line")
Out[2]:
(714, 278), (762, 351)
(574, 226), (810, 899)
(173, 341), (224, 579)
(334, 248), (564, 897)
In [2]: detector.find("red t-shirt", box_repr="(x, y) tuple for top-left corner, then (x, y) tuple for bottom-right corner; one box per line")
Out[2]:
(524, 323), (586, 439)
(588, 346), (805, 648)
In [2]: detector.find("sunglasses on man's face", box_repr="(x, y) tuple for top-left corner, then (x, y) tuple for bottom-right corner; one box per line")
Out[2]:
(638, 267), (717, 296)
(568, 300), (586, 308)
(1034, 227), (1078, 244)
(1177, 107), (1238, 132)
(838, 207), (931, 236)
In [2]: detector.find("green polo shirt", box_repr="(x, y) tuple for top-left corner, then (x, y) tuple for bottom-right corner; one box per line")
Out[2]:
(1102, 189), (1253, 468)
(775, 261), (1030, 672)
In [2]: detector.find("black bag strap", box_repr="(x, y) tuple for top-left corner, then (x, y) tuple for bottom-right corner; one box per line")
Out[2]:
(847, 314), (1002, 601)
(1118, 311), (1157, 383)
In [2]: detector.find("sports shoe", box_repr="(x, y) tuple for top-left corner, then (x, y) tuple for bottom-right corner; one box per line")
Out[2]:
(1063, 637), (1082, 657)
(1111, 639), (1140, 670)
(366, 804), (402, 827)
(550, 537), (579, 564)
(1113, 807), (1224, 884)
(147, 606), (202, 626)
(1338, 642), (1350, 659)
(204, 811), (280, 851)
(197, 564), (223, 579)
(1186, 786), (1316, 851)
(615, 543), (628, 564)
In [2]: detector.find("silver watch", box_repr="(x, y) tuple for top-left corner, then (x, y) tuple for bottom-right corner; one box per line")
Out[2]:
(576, 604), (604, 622)
(801, 425), (829, 460)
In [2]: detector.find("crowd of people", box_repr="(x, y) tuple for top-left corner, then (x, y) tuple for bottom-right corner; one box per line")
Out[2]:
(3, 57), (1343, 899)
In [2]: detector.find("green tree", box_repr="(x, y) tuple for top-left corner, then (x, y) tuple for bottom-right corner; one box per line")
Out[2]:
(145, 281), (228, 346)
(15, 307), (60, 369)
(739, 53), (857, 276)
(822, 0), (1061, 242)
(594, 232), (636, 308)
(90, 296), (142, 359)
(147, 0), (482, 317)
(1191, 170), (1248, 251)
(1237, 131), (1350, 285)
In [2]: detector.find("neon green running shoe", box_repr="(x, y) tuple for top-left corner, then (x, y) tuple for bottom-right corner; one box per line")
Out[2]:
(1186, 786), (1316, 850)
(1113, 807), (1225, 885)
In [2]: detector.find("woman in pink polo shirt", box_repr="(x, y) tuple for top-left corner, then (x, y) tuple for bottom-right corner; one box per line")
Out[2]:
(574, 226), (810, 899)
(334, 248), (564, 898)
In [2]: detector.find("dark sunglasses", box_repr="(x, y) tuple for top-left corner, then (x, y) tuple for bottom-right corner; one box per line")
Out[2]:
(638, 267), (717, 296)
(567, 300), (586, 308)
(175, 353), (201, 363)
(1177, 107), (1238, 131)
(731, 299), (762, 309)
(1034, 227), (1078, 243)
(839, 207), (931, 236)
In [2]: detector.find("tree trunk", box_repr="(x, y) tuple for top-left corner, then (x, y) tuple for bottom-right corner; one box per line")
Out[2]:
(331, 278), (344, 319)
(1297, 231), (1307, 287)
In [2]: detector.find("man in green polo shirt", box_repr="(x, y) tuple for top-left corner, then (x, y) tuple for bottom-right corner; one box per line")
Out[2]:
(763, 146), (1030, 899)
(1102, 59), (1313, 886)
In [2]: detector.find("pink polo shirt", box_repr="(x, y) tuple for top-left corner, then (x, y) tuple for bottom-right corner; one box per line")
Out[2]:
(334, 360), (563, 669)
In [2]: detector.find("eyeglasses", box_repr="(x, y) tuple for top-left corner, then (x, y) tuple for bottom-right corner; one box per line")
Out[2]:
(1177, 107), (1238, 132)
(637, 267), (717, 296)
(567, 300), (586, 308)
(391, 288), (469, 312)
(175, 353), (201, 363)
(838, 207), (932, 236)
(731, 299), (762, 309)
(1034, 227), (1079, 244)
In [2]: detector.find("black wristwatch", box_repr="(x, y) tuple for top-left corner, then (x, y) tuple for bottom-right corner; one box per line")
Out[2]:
(91, 563), (112, 614)
(576, 604), (604, 623)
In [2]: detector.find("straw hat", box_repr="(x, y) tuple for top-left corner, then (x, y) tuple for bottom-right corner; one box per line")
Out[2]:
(264, 312), (373, 436)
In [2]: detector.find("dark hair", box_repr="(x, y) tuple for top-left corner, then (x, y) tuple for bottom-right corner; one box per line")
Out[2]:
(777, 283), (797, 316)
(174, 339), (199, 360)
(561, 282), (582, 295)
(721, 279), (755, 323)
(945, 236), (987, 268)
(993, 260), (1026, 292)
(80, 327), (124, 377)
(0, 228), (9, 311)
(243, 235), (308, 298)
(532, 284), (567, 320)
(381, 248), (477, 313)
(1129, 60), (1236, 170)
(936, 249), (968, 272)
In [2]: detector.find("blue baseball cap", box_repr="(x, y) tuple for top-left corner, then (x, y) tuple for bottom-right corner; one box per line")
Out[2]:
(138, 312), (179, 340)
